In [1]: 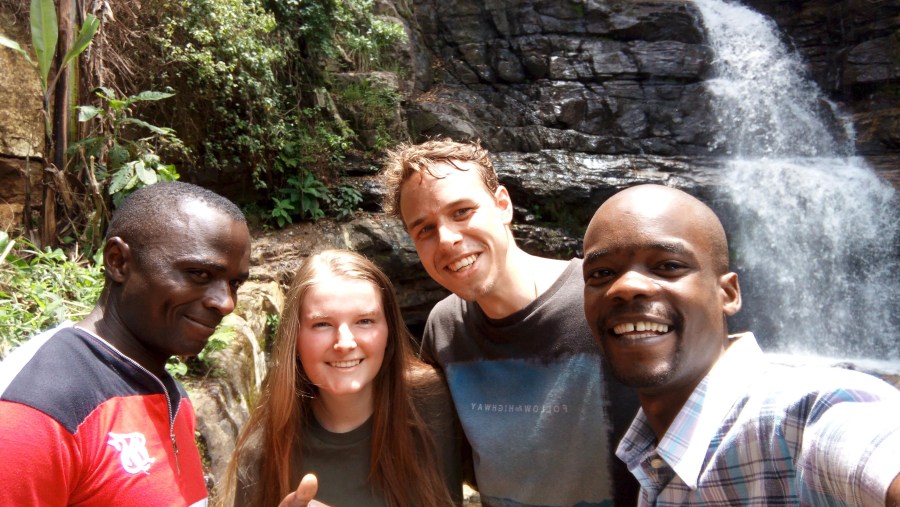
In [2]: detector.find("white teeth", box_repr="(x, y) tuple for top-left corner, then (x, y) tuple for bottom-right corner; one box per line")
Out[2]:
(449, 254), (478, 272)
(613, 322), (669, 335)
(331, 359), (362, 368)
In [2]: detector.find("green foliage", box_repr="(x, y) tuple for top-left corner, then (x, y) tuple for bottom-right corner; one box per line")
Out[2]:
(0, 232), (104, 358)
(0, 0), (98, 156)
(272, 171), (329, 225)
(145, 0), (405, 227)
(165, 323), (233, 378)
(66, 87), (183, 251)
(269, 0), (406, 70)
(328, 184), (362, 219)
(0, 0), (99, 97)
(152, 0), (284, 179)
(333, 78), (402, 151)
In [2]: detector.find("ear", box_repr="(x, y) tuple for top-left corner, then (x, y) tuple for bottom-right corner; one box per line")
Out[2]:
(104, 237), (132, 283)
(494, 185), (513, 225)
(719, 272), (742, 316)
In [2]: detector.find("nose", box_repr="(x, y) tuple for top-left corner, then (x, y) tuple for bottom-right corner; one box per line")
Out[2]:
(607, 269), (660, 302)
(204, 280), (237, 316)
(334, 324), (358, 352)
(437, 221), (463, 247)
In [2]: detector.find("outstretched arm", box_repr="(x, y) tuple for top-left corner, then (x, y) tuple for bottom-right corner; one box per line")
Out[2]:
(278, 474), (330, 507)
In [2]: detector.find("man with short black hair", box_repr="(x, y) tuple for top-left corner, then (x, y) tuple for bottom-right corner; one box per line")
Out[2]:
(582, 184), (900, 506)
(0, 182), (251, 505)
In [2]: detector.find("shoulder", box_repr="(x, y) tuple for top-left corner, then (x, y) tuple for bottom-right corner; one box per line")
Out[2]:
(749, 363), (900, 426)
(428, 293), (466, 321)
(1, 326), (154, 433)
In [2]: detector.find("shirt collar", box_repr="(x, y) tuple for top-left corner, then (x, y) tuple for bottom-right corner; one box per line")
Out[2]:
(617, 332), (764, 489)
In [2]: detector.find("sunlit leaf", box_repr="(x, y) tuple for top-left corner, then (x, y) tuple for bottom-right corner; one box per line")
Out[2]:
(61, 14), (99, 68)
(30, 0), (58, 89)
(77, 105), (101, 122)
(122, 117), (174, 136)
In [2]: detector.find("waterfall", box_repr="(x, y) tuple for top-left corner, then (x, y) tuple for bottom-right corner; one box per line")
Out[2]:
(694, 0), (899, 365)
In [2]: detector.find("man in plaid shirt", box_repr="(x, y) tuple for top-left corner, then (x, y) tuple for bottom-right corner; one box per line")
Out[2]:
(581, 184), (900, 506)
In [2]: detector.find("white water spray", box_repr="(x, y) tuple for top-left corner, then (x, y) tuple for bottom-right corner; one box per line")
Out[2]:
(694, 0), (898, 363)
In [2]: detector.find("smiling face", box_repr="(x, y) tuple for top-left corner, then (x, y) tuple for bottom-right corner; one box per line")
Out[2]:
(399, 161), (515, 303)
(296, 276), (389, 406)
(582, 185), (740, 400)
(112, 199), (251, 372)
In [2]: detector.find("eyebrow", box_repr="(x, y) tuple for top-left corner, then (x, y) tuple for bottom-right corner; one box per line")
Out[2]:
(585, 241), (690, 263)
(306, 310), (380, 320)
(179, 258), (249, 280)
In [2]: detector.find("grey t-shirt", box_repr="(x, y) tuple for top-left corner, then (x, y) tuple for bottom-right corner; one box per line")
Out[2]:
(421, 258), (639, 506)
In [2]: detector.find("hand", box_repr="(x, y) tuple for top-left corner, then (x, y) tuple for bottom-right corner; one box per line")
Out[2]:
(277, 473), (330, 507)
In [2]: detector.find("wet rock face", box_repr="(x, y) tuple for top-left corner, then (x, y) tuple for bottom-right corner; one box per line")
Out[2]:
(407, 0), (719, 158)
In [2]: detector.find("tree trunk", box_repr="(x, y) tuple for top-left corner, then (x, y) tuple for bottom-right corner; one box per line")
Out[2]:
(42, 0), (76, 247)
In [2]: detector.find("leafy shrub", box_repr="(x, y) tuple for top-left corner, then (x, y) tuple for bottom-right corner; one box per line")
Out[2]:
(143, 0), (405, 227)
(0, 232), (104, 358)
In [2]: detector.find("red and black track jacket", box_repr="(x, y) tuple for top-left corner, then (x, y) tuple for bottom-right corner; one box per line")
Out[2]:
(0, 324), (208, 506)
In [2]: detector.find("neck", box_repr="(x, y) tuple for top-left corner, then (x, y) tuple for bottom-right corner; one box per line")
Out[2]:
(312, 389), (374, 433)
(637, 389), (694, 442)
(76, 304), (168, 379)
(477, 248), (568, 319)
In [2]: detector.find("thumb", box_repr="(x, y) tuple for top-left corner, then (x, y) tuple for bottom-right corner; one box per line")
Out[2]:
(278, 473), (323, 507)
(296, 473), (319, 502)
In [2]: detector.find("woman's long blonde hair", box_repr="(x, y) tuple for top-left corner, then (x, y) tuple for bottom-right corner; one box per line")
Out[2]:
(220, 249), (453, 507)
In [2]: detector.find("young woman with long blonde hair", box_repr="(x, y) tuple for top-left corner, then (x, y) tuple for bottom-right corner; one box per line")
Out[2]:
(220, 249), (462, 507)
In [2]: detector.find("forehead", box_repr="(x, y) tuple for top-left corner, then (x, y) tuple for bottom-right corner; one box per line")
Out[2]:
(303, 276), (383, 310)
(147, 201), (250, 262)
(399, 161), (494, 220)
(584, 202), (710, 259)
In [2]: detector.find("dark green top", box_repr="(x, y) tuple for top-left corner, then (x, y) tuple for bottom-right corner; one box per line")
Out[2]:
(235, 373), (464, 506)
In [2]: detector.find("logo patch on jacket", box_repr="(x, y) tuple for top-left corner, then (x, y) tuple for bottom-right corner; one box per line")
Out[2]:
(108, 432), (155, 474)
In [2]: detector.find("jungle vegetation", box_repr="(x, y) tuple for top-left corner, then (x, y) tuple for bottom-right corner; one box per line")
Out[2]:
(0, 0), (409, 359)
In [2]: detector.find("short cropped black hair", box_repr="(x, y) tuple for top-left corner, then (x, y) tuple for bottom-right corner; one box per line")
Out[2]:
(106, 182), (245, 252)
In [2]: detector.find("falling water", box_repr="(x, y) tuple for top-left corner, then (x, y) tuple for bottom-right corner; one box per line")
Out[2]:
(694, 0), (899, 365)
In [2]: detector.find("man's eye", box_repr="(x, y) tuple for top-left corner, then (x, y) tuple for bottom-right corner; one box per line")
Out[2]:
(189, 270), (210, 281)
(453, 207), (473, 219)
(586, 268), (614, 282)
(230, 279), (245, 290)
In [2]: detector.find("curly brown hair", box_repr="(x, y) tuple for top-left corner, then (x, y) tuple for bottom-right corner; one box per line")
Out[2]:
(381, 138), (498, 219)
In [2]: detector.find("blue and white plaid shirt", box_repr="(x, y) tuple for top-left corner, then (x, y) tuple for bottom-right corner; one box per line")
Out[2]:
(617, 333), (900, 506)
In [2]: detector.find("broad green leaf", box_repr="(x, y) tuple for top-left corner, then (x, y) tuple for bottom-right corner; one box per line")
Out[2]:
(61, 14), (99, 68)
(122, 117), (173, 136)
(107, 99), (126, 111)
(0, 34), (34, 65)
(108, 143), (129, 169)
(158, 165), (180, 181)
(135, 161), (158, 186)
(94, 85), (115, 100)
(77, 105), (101, 122)
(30, 0), (58, 89)
(165, 359), (188, 377)
(132, 91), (176, 102)
(108, 166), (134, 194)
